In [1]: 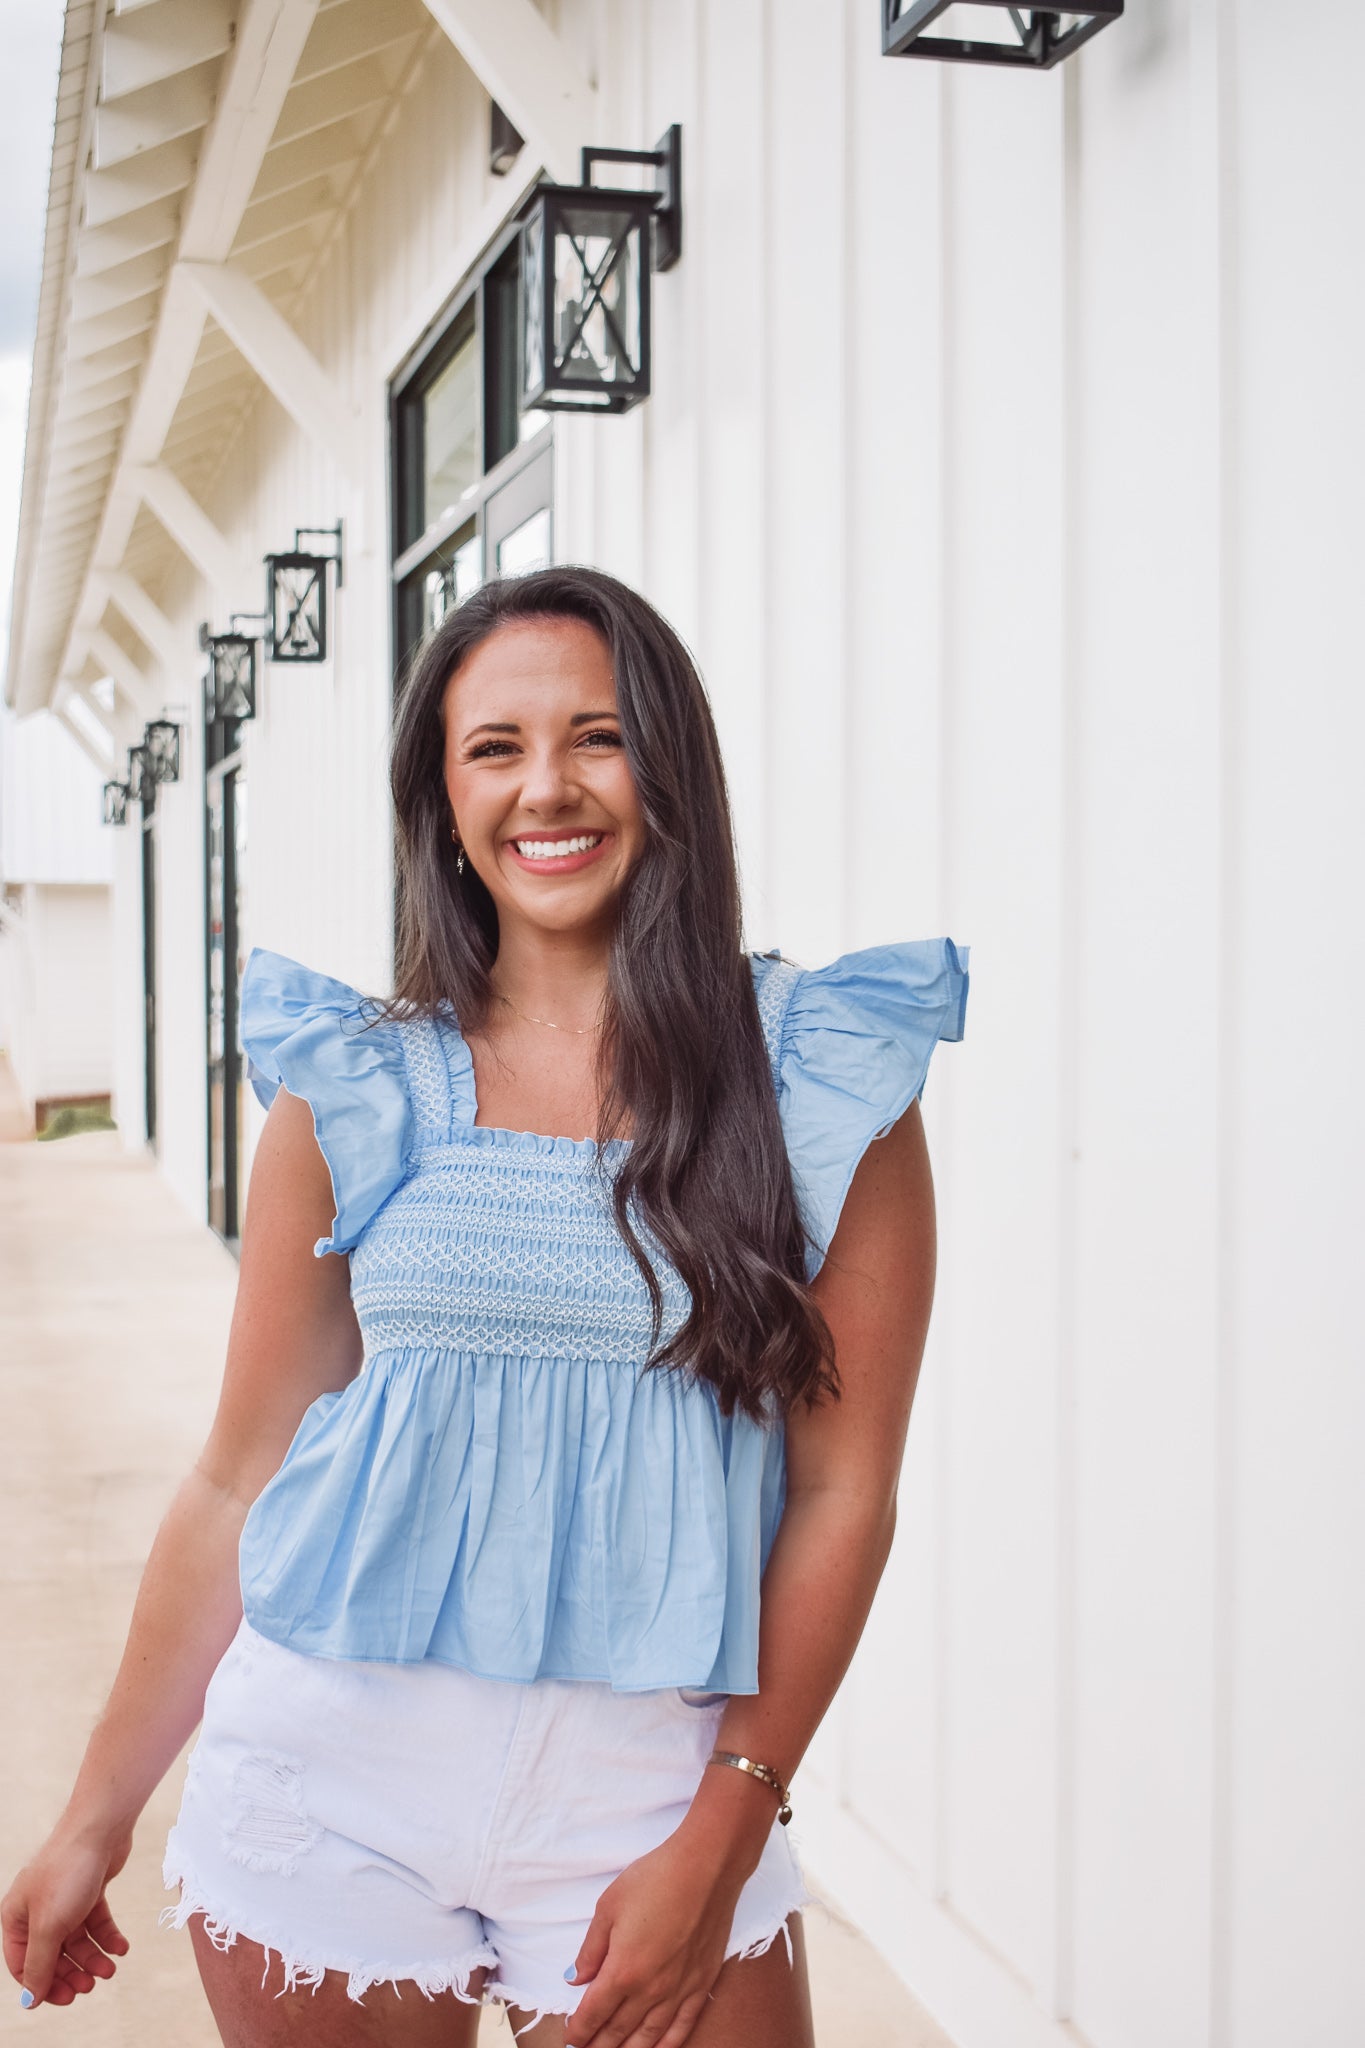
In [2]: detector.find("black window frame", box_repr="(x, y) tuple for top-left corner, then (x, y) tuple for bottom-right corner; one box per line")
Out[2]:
(389, 220), (554, 688)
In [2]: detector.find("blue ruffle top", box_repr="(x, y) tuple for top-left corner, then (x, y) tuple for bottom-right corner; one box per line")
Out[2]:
(235, 938), (970, 1694)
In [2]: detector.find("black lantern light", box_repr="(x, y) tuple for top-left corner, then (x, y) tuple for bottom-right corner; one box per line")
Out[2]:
(101, 778), (130, 827)
(205, 620), (262, 723)
(143, 717), (181, 783)
(126, 743), (156, 808)
(518, 126), (682, 416)
(882, 1), (1123, 67)
(264, 524), (344, 664)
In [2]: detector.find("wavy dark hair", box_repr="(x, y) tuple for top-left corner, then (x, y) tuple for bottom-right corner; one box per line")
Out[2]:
(387, 564), (836, 1424)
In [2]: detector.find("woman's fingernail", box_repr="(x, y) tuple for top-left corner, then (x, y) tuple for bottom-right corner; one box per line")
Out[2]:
(19, 1989), (35, 2009)
(563, 1965), (577, 1981)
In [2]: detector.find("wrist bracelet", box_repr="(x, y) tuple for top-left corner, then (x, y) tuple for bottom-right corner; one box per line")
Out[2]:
(706, 1749), (793, 1825)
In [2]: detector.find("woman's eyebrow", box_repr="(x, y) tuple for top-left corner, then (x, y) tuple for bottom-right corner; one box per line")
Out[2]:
(461, 709), (619, 741)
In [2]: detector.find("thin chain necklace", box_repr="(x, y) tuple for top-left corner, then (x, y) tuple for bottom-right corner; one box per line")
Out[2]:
(496, 992), (603, 1036)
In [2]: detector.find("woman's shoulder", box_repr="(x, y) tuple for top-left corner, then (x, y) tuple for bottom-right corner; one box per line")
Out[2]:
(748, 937), (971, 1274)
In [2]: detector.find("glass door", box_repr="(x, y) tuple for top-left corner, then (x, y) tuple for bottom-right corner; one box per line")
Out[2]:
(206, 756), (247, 1248)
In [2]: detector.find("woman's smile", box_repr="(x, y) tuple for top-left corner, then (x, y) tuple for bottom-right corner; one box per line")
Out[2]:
(505, 829), (613, 874)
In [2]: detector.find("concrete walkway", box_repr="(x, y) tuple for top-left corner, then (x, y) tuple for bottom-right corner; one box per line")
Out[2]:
(0, 1068), (952, 2048)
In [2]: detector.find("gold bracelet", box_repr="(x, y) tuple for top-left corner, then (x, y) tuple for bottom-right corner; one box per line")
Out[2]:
(707, 1749), (793, 1825)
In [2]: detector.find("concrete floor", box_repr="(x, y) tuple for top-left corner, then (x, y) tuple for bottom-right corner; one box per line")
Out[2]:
(0, 1060), (952, 2048)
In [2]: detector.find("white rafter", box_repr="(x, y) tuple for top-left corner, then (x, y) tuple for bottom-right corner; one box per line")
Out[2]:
(87, 627), (160, 720)
(179, 260), (363, 482)
(126, 465), (247, 592)
(418, 0), (597, 186)
(38, 0), (323, 718)
(103, 570), (183, 672)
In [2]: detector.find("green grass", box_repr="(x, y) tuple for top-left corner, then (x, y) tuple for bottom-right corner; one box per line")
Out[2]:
(37, 1104), (118, 1142)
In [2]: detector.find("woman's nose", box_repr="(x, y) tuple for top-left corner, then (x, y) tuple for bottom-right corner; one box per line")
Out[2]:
(518, 748), (580, 813)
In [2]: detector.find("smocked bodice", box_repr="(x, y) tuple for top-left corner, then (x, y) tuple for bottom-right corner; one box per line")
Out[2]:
(350, 1014), (685, 1365)
(234, 939), (970, 1693)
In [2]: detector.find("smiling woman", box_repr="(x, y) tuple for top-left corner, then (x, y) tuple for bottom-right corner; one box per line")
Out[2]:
(387, 569), (839, 1421)
(2, 564), (969, 2048)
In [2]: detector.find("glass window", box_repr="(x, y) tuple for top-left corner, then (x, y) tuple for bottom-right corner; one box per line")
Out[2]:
(496, 507), (551, 578)
(423, 326), (479, 531)
(392, 224), (554, 681)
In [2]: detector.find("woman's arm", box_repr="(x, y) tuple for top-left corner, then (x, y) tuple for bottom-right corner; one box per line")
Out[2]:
(1, 1090), (363, 2012)
(566, 1099), (938, 2048)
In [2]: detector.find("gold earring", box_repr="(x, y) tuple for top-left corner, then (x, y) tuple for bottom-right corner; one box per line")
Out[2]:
(450, 827), (465, 876)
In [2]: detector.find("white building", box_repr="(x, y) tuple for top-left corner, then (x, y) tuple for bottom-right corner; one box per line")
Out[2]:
(5, 4), (1362, 2045)
(0, 701), (113, 1128)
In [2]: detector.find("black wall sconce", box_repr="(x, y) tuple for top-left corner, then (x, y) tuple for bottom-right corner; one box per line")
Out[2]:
(143, 717), (181, 784)
(202, 616), (264, 723)
(126, 742), (157, 809)
(263, 524), (344, 664)
(882, 1), (1122, 67)
(518, 126), (682, 416)
(101, 778), (130, 826)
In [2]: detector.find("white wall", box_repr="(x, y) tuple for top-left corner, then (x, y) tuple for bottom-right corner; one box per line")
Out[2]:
(0, 701), (113, 1117)
(0, 883), (112, 1111)
(77, 4), (1363, 2044)
(0, 702), (111, 884)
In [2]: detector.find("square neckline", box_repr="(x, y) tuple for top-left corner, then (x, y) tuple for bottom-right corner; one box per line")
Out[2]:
(425, 951), (786, 1154)
(431, 1009), (631, 1155)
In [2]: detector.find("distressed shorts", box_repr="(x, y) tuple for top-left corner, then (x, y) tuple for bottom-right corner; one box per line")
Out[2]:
(162, 1619), (811, 2031)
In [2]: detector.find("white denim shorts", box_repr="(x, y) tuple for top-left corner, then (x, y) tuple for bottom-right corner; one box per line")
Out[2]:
(162, 1620), (811, 2032)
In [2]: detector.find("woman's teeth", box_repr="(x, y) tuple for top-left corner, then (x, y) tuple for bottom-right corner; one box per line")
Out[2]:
(513, 833), (604, 860)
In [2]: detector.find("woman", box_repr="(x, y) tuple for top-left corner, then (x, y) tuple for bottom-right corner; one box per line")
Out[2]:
(2, 566), (969, 2047)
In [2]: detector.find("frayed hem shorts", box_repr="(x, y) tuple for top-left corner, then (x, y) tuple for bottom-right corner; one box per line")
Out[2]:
(162, 1621), (812, 2032)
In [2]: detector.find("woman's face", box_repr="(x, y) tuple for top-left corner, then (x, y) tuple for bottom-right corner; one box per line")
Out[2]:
(441, 616), (645, 944)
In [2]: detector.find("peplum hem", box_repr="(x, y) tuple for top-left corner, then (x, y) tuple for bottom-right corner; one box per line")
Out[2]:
(238, 1348), (782, 1698)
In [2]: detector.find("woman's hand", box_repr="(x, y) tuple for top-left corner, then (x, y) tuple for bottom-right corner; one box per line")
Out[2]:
(564, 1829), (746, 2048)
(2, 1821), (132, 2010)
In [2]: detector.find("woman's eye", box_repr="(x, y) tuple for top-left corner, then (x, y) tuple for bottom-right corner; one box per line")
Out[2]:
(468, 739), (517, 760)
(579, 729), (623, 749)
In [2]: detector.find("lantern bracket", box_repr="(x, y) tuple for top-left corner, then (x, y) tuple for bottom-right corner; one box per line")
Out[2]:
(882, 0), (1123, 68)
(579, 125), (682, 272)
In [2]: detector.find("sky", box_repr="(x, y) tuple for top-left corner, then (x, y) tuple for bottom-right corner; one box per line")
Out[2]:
(1, 1), (68, 657)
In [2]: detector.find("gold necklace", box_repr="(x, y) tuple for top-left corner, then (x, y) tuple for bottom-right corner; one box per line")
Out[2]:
(496, 993), (603, 1036)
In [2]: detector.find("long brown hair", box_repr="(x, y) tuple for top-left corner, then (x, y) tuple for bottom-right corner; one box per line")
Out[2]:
(388, 565), (836, 1423)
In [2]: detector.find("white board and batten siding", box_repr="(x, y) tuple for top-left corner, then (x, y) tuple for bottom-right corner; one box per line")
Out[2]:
(134, 4), (1362, 2047)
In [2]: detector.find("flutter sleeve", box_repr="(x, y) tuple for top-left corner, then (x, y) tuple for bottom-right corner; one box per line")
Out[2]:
(238, 947), (414, 1257)
(764, 938), (970, 1277)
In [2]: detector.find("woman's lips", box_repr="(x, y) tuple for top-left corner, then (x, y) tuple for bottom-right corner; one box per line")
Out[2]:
(504, 831), (613, 876)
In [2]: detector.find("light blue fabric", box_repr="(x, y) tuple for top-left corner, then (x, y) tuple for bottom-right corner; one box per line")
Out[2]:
(235, 937), (970, 1694)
